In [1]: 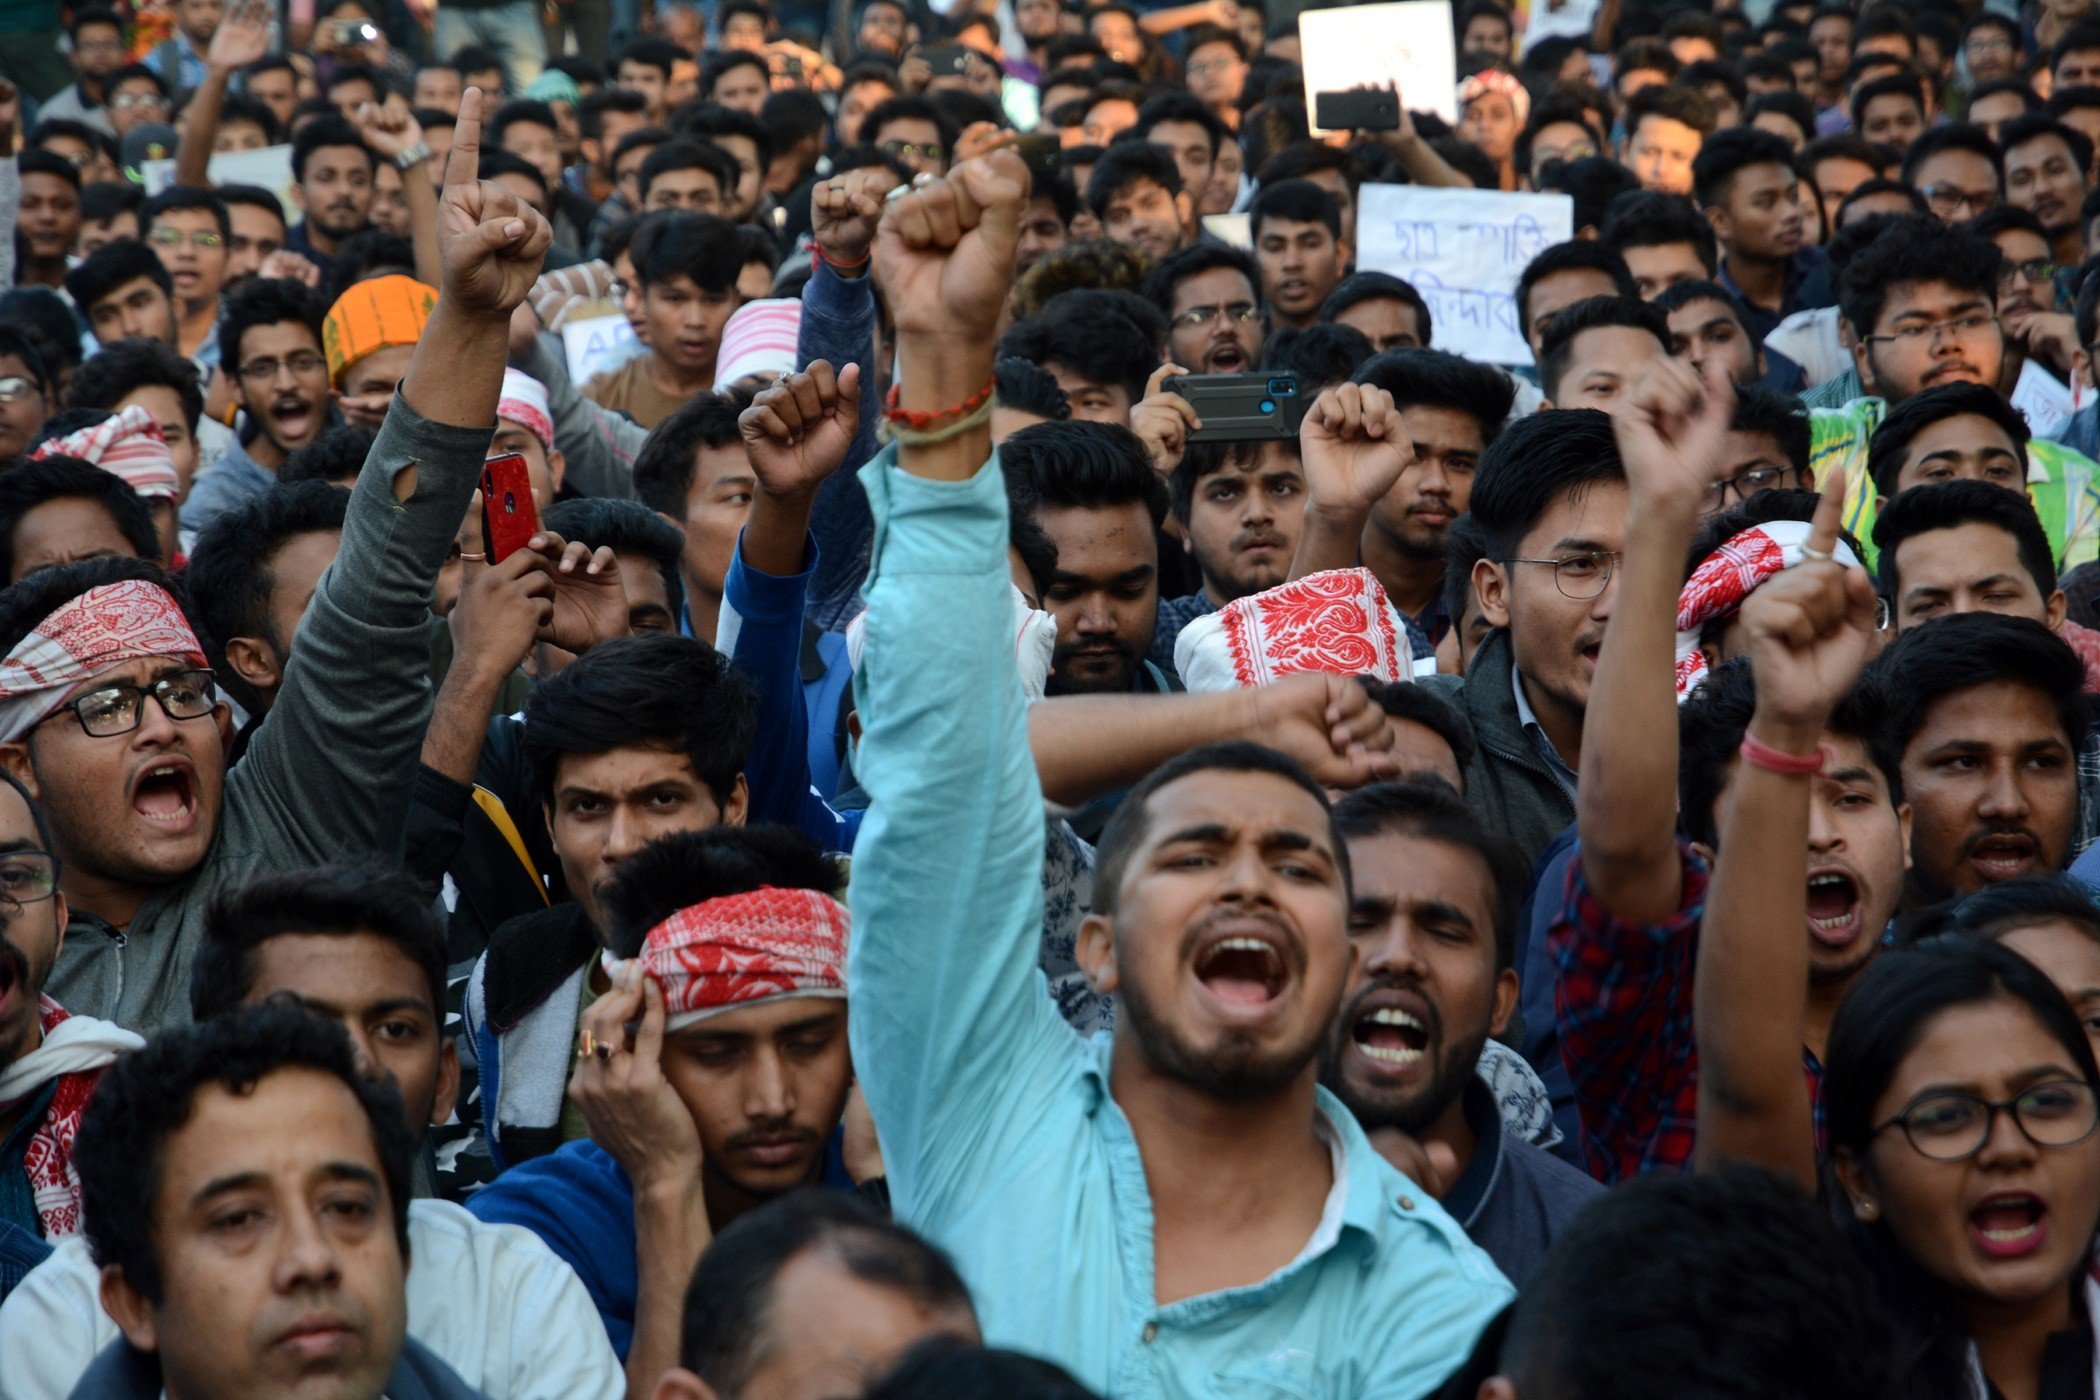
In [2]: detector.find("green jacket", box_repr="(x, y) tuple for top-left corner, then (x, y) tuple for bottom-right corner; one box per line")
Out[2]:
(47, 395), (493, 1033)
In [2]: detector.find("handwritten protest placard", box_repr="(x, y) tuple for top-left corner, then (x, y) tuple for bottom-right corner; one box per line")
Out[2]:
(562, 310), (646, 386)
(1355, 184), (1573, 366)
(1299, 1), (1456, 134)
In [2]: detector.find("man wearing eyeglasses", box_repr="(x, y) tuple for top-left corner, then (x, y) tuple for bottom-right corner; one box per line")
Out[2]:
(141, 186), (232, 378)
(1143, 244), (1263, 376)
(0, 771), (140, 1286)
(181, 277), (334, 532)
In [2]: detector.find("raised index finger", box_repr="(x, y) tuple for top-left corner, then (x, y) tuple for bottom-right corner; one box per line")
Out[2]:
(444, 86), (485, 191)
(1806, 456), (1847, 562)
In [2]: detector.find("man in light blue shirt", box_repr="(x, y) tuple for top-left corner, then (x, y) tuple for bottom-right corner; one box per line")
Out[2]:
(847, 146), (1512, 1399)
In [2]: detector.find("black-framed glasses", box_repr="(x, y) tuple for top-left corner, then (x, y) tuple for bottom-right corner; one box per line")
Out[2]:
(1864, 311), (1999, 348)
(1503, 550), (1622, 600)
(1919, 183), (1996, 219)
(1704, 464), (1800, 507)
(0, 376), (40, 404)
(880, 139), (943, 161)
(0, 851), (58, 907)
(1999, 257), (2058, 287)
(51, 670), (218, 738)
(1875, 1080), (2100, 1162)
(1170, 302), (1261, 330)
(238, 351), (327, 383)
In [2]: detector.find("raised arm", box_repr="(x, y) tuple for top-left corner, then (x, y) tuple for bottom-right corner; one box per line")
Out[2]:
(173, 0), (269, 188)
(1694, 484), (1877, 1190)
(236, 88), (554, 861)
(353, 100), (442, 290)
(1288, 381), (1414, 580)
(1580, 358), (1734, 924)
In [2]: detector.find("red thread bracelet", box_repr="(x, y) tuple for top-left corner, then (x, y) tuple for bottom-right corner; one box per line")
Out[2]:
(1739, 734), (1829, 776)
(811, 244), (870, 276)
(884, 377), (995, 430)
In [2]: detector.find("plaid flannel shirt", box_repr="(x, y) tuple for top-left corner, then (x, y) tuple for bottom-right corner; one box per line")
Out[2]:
(1549, 841), (1825, 1183)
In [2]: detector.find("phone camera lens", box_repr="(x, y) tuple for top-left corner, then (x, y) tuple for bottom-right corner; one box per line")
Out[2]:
(503, 492), (517, 513)
(1271, 378), (1297, 396)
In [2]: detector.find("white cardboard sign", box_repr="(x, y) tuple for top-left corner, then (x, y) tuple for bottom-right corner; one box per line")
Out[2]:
(1299, 1), (1457, 133)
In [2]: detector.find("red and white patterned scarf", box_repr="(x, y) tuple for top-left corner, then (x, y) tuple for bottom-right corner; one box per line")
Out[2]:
(1175, 567), (1413, 693)
(615, 887), (850, 1032)
(0, 580), (208, 743)
(28, 404), (182, 500)
(1674, 521), (1861, 701)
(1, 997), (141, 1238)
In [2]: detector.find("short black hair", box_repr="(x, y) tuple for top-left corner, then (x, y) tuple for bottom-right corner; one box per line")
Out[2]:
(1691, 125), (1797, 207)
(1139, 242), (1258, 315)
(1468, 408), (1623, 559)
(1833, 178), (1928, 227)
(1623, 82), (1717, 139)
(489, 97), (562, 147)
(1746, 91), (1818, 146)
(1494, 1166), (1897, 1400)
(701, 47), (769, 97)
(680, 101), (775, 174)
(0, 456), (161, 583)
(1002, 419), (1168, 528)
(1085, 140), (1182, 219)
(1598, 190), (1719, 271)
(1320, 271), (1434, 347)
(2048, 84), (2100, 122)
(1515, 99), (1602, 177)
(861, 1340), (1097, 1400)
(477, 147), (549, 199)
(521, 633), (757, 811)
(760, 87), (829, 151)
(64, 239), (172, 314)
(1515, 240), (1637, 336)
(633, 209), (744, 293)
(1133, 89), (1224, 154)
(2000, 115), (2098, 200)
(1537, 295), (1670, 402)
(1874, 478), (2057, 605)
(680, 1190), (974, 1391)
(279, 424), (375, 486)
(1254, 142), (1357, 202)
(184, 481), (351, 710)
(1918, 874), (2100, 949)
(139, 184), (232, 239)
(1441, 513), (1489, 632)
(1850, 71), (1927, 133)
(1803, 132), (1890, 182)
(611, 124), (673, 173)
(75, 1003), (416, 1306)
(993, 357), (1071, 422)
(617, 34), (684, 80)
(17, 146), (83, 192)
(1354, 347), (1514, 446)
(1864, 381), (2028, 498)
(69, 3), (122, 37)
(65, 337), (202, 430)
(1678, 657), (1901, 848)
(216, 277), (324, 380)
(1899, 122), (2002, 190)
(190, 863), (446, 1023)
(631, 391), (744, 519)
(579, 85), (650, 139)
(1871, 611), (2089, 765)
(1727, 382), (1812, 475)
(858, 93), (956, 153)
(291, 114), (374, 182)
(216, 181), (290, 232)
(0, 289), (82, 384)
(1837, 216), (2001, 337)
(1333, 779), (1528, 970)
(79, 179), (142, 226)
(1247, 177), (1341, 240)
(1093, 741), (1346, 915)
(600, 825), (840, 958)
(639, 137), (740, 203)
(541, 496), (688, 627)
(996, 290), (1165, 406)
(1651, 276), (1760, 351)
(1260, 322), (1373, 391)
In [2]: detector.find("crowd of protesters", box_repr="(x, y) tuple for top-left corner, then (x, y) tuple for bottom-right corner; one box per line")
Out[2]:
(11, 0), (2100, 1395)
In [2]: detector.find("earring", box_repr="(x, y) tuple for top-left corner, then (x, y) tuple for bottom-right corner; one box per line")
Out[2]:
(1856, 1199), (1878, 1220)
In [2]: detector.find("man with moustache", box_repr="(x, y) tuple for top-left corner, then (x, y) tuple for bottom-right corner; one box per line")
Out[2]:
(181, 278), (333, 531)
(1143, 244), (1264, 376)
(0, 773), (140, 1293)
(1321, 781), (1598, 1284)
(284, 115), (377, 275)
(1152, 436), (1307, 672)
(1290, 349), (1516, 651)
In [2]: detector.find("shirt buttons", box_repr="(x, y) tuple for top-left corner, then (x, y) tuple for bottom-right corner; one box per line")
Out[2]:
(1142, 1322), (1159, 1343)
(1398, 1196), (1415, 1211)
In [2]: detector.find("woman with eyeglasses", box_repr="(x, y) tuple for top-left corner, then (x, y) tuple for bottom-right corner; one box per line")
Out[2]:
(1822, 939), (2100, 1400)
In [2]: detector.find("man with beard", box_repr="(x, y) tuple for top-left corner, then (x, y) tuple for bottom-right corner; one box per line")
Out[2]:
(1871, 613), (2084, 912)
(1551, 364), (1911, 1183)
(1142, 245), (1264, 376)
(1971, 206), (2079, 442)
(181, 278), (332, 531)
(0, 772), (141, 1288)
(2002, 115), (2093, 271)
(3, 90), (559, 1033)
(1291, 349), (1515, 652)
(1003, 422), (1173, 699)
(849, 147), (1510, 1397)
(284, 115), (376, 275)
(217, 184), (288, 294)
(1087, 144), (1193, 263)
(468, 826), (859, 1395)
(1321, 781), (1598, 1284)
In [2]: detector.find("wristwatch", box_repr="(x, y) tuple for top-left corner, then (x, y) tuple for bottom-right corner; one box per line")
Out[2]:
(393, 141), (431, 171)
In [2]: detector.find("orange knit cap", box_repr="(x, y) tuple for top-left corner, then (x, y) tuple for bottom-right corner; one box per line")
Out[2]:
(322, 275), (439, 385)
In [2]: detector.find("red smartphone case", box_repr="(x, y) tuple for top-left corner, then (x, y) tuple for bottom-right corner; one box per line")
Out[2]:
(480, 454), (539, 563)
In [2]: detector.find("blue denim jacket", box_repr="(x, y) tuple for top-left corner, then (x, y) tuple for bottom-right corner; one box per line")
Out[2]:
(846, 443), (1512, 1398)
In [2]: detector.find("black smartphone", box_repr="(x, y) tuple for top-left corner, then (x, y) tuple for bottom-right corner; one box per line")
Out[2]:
(1169, 373), (1306, 443)
(1315, 88), (1400, 132)
(1015, 132), (1062, 184)
(921, 42), (971, 77)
